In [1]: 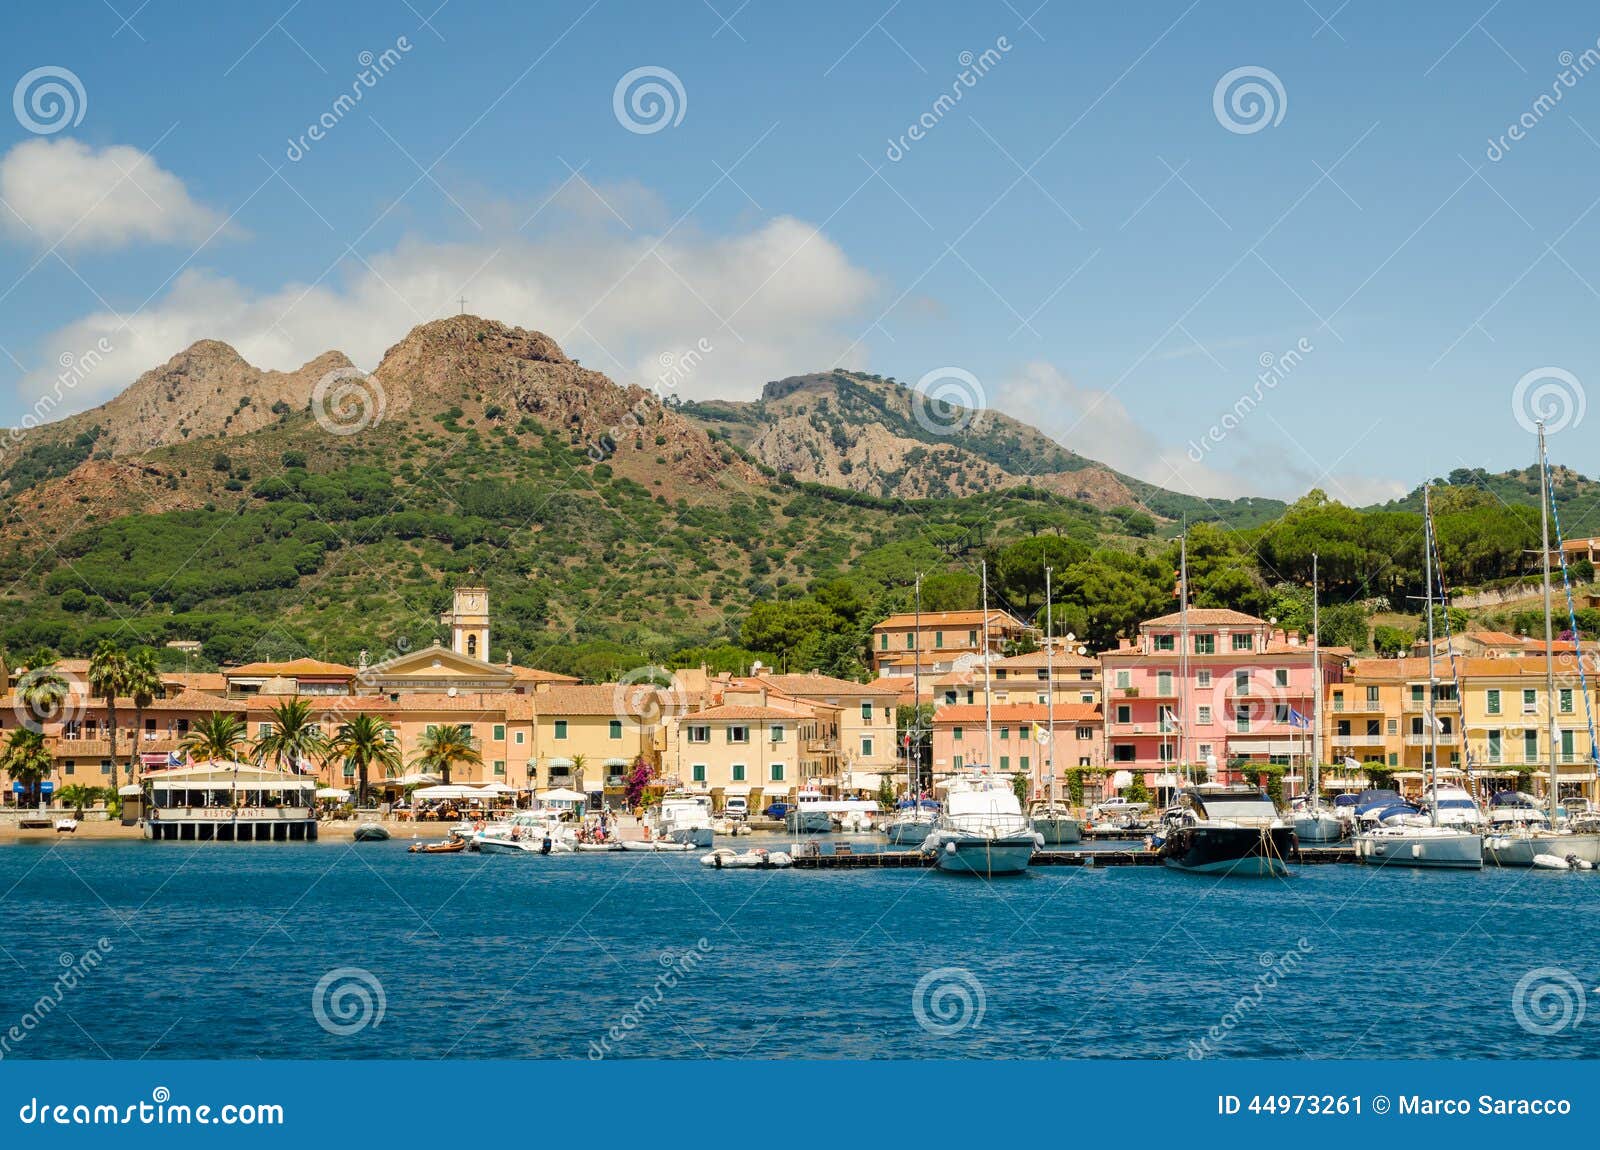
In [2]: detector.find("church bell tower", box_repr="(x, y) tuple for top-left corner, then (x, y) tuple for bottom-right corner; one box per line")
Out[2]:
(444, 586), (491, 661)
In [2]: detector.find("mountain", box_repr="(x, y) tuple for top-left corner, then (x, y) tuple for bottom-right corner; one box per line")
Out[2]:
(679, 370), (1287, 529)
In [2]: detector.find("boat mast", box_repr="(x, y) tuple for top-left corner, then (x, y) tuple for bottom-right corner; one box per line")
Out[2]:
(982, 559), (994, 769)
(1424, 484), (1440, 828)
(912, 571), (922, 801)
(1311, 552), (1321, 811)
(1178, 530), (1189, 782)
(1045, 564), (1054, 805)
(1539, 420), (1559, 824)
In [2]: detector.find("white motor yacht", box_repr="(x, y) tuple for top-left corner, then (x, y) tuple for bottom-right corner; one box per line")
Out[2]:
(922, 772), (1039, 876)
(654, 791), (714, 847)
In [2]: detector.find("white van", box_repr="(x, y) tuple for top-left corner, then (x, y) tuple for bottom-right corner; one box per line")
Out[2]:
(723, 796), (749, 820)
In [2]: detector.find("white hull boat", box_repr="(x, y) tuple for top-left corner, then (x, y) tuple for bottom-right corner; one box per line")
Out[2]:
(922, 772), (1038, 876)
(477, 835), (573, 855)
(882, 811), (936, 846)
(621, 839), (696, 853)
(1029, 803), (1082, 845)
(1292, 810), (1343, 844)
(654, 792), (715, 848)
(700, 847), (793, 869)
(1485, 831), (1600, 868)
(1354, 825), (1482, 869)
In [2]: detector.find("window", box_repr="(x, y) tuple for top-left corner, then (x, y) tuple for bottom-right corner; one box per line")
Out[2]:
(1561, 688), (1574, 714)
(1366, 685), (1380, 706)
(467, 635), (478, 657)
(935, 632), (944, 649)
(1159, 743), (1174, 762)
(1036, 693), (1048, 705)
(861, 737), (874, 757)
(1080, 693), (1094, 704)
(1273, 669), (1288, 688)
(1332, 690), (1344, 712)
(1197, 705), (1212, 725)
(1154, 634), (1175, 651)
(554, 720), (567, 740)
(732, 764), (746, 782)
(63, 761), (74, 776)
(770, 763), (785, 781)
(1077, 727), (1093, 740)
(880, 634), (889, 650)
(1197, 669), (1212, 688)
(1274, 704), (1290, 723)
(492, 724), (505, 741)
(1234, 670), (1250, 694)
(1524, 730), (1538, 761)
(1157, 671), (1173, 696)
(1115, 670), (1131, 689)
(692, 764), (706, 783)
(1020, 755), (1030, 772)
(1036, 669), (1048, 681)
(1236, 711), (1251, 733)
(968, 629), (978, 645)
(1523, 689), (1537, 714)
(1194, 634), (1215, 654)
(1562, 730), (1575, 761)
(257, 723), (272, 738)
(688, 726), (710, 744)
(728, 726), (749, 744)
(999, 756), (1010, 771)
(861, 702), (873, 722)
(944, 690), (957, 705)
(1411, 685), (1425, 704)
(1232, 633), (1253, 651)
(493, 760), (505, 776)
(1198, 743), (1212, 759)
(100, 760), (112, 775)
(999, 727), (1010, 741)
(1115, 705), (1131, 725)
(1487, 730), (1502, 762)
(953, 726), (964, 742)
(1486, 689), (1501, 715)
(953, 754), (964, 769)
(609, 720), (622, 740)
(904, 633), (913, 649)
(771, 724), (785, 743)
(1112, 745), (1135, 763)
(515, 730), (525, 745)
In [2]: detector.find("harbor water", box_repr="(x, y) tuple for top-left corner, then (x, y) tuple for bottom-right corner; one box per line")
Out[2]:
(2, 836), (1597, 1059)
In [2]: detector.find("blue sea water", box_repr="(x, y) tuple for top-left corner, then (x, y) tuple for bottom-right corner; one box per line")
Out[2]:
(2, 835), (1598, 1060)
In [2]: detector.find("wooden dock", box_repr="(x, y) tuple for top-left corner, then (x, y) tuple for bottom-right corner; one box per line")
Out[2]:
(788, 845), (1357, 869)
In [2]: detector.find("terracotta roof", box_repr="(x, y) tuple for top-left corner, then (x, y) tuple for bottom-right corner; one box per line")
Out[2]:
(145, 689), (248, 713)
(227, 658), (357, 678)
(1141, 608), (1265, 627)
(872, 609), (1026, 630)
(994, 651), (1099, 670)
(164, 672), (227, 692)
(749, 672), (901, 696)
(509, 664), (579, 683)
(528, 683), (651, 718)
(685, 703), (809, 721)
(249, 692), (537, 719)
(933, 703), (1101, 724)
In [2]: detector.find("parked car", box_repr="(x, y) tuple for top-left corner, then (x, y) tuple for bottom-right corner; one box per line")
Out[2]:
(723, 796), (749, 820)
(764, 801), (791, 819)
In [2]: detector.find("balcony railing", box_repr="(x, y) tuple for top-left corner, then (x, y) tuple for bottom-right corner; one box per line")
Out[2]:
(1403, 732), (1462, 746)
(1330, 733), (1386, 747)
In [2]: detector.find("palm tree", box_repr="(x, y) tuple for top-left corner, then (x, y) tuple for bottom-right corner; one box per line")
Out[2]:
(1, 728), (52, 809)
(17, 649), (70, 730)
(181, 713), (247, 763)
(570, 752), (588, 793)
(56, 783), (99, 817)
(330, 714), (401, 806)
(88, 641), (130, 784)
(412, 723), (480, 785)
(124, 647), (162, 783)
(252, 698), (330, 775)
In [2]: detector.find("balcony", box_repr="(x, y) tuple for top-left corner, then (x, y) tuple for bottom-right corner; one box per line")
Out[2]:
(1403, 732), (1462, 747)
(1329, 733), (1386, 747)
(1401, 695), (1461, 713)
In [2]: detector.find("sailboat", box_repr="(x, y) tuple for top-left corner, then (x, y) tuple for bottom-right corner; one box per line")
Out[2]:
(1353, 484), (1482, 869)
(1484, 420), (1600, 869)
(921, 560), (1039, 875)
(883, 573), (938, 847)
(1294, 554), (1343, 844)
(1031, 563), (1082, 845)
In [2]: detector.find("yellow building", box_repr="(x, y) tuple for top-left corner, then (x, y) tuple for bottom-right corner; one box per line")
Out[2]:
(661, 698), (827, 811)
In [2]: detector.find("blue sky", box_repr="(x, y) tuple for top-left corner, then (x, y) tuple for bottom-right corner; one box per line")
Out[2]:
(3, 0), (1599, 502)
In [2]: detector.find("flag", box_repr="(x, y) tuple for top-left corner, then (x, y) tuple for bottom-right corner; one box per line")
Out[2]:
(1287, 708), (1311, 729)
(1343, 756), (1360, 771)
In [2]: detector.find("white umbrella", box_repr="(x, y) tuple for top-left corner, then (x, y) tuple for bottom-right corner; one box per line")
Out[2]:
(396, 772), (442, 786)
(315, 787), (351, 800)
(537, 787), (588, 802)
(476, 782), (517, 794)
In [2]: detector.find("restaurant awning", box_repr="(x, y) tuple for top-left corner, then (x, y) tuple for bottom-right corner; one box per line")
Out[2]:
(315, 787), (351, 799)
(544, 757), (575, 769)
(537, 787), (587, 801)
(603, 758), (630, 767)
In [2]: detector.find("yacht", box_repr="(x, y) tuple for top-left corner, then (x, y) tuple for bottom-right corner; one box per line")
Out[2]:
(882, 799), (939, 846)
(1029, 799), (1082, 845)
(1153, 785), (1295, 877)
(655, 791), (714, 847)
(476, 811), (574, 854)
(922, 772), (1040, 876)
(1351, 788), (1418, 829)
(1293, 556), (1343, 846)
(1291, 799), (1343, 844)
(1352, 485), (1482, 871)
(1418, 784), (1486, 829)
(784, 788), (877, 834)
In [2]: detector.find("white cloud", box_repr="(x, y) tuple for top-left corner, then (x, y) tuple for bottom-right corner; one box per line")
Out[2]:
(0, 138), (228, 249)
(990, 360), (1406, 506)
(15, 200), (879, 410)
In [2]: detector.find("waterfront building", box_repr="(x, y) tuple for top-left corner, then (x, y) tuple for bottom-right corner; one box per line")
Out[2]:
(929, 702), (1103, 798)
(869, 607), (1028, 676)
(660, 691), (828, 811)
(1099, 608), (1344, 787)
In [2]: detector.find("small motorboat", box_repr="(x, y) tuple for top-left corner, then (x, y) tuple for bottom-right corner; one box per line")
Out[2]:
(622, 839), (695, 853)
(700, 847), (793, 869)
(409, 837), (466, 854)
(353, 822), (391, 842)
(54, 818), (78, 834)
(576, 842), (624, 852)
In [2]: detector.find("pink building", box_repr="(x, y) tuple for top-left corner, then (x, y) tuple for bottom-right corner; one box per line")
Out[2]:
(1099, 608), (1345, 787)
(930, 702), (1103, 800)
